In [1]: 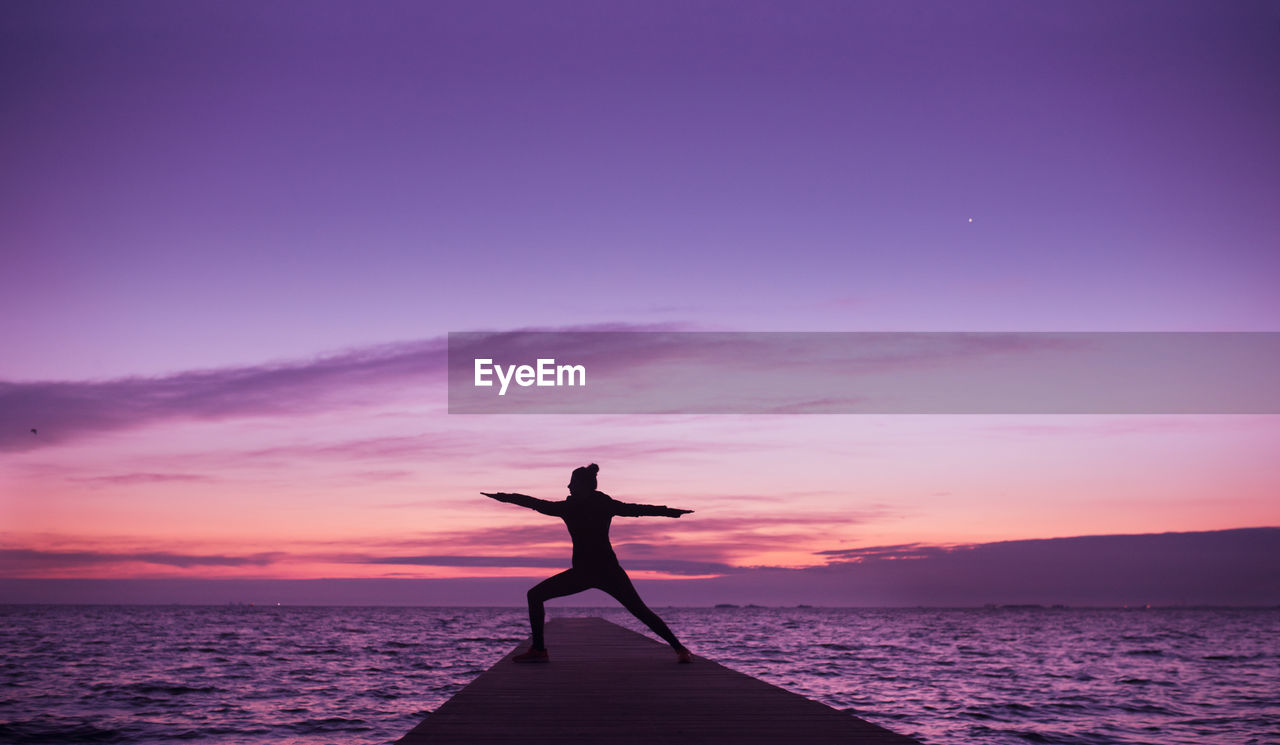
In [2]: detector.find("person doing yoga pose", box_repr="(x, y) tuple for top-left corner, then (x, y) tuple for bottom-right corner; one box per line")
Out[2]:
(483, 463), (694, 664)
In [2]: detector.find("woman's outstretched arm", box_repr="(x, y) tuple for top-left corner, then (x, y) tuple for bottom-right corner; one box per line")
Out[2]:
(611, 500), (693, 518)
(482, 492), (564, 515)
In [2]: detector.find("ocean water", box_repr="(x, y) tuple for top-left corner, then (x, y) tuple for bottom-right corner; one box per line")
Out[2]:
(1, 605), (1276, 745)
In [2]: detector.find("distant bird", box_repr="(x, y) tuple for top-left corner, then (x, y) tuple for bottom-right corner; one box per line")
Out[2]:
(30, 428), (37, 435)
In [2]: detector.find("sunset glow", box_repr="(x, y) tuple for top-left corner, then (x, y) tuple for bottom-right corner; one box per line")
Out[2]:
(2, 2), (1277, 605)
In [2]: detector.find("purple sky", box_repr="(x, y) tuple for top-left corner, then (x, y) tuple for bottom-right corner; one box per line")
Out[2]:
(4, 1), (1278, 379)
(2, 2), (1278, 605)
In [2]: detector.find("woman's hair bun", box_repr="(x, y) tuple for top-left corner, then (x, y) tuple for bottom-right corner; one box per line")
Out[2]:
(587, 463), (599, 473)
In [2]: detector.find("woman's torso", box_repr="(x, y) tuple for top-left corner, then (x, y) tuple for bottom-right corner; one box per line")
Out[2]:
(560, 492), (619, 568)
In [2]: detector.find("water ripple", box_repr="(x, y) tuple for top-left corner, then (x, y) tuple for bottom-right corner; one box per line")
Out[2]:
(1, 606), (1276, 745)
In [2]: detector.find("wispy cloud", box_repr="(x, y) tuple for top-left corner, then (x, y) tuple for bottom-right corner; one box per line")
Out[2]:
(1, 339), (447, 451)
(380, 510), (894, 567)
(0, 504), (886, 579)
(242, 434), (466, 462)
(4, 528), (1276, 606)
(816, 543), (959, 561)
(349, 554), (738, 576)
(67, 472), (215, 486)
(0, 544), (735, 578)
(2, 322), (697, 452)
(0, 548), (286, 571)
(347, 469), (415, 482)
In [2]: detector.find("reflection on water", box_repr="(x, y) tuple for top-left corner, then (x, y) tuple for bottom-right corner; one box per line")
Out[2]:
(1, 605), (1275, 744)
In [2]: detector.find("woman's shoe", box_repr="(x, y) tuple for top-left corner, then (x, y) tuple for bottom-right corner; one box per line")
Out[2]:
(676, 646), (693, 664)
(513, 647), (550, 663)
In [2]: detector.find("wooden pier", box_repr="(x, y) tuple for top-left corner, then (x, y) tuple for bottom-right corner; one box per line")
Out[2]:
(396, 617), (921, 744)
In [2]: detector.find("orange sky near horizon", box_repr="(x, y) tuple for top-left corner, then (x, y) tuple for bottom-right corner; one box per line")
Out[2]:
(5, 377), (1277, 583)
(5, 3), (1280, 594)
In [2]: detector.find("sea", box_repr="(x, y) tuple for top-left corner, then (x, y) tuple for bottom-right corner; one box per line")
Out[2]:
(1, 605), (1276, 745)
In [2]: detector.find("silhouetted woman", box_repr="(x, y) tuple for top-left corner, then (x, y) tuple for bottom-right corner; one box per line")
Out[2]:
(484, 463), (694, 663)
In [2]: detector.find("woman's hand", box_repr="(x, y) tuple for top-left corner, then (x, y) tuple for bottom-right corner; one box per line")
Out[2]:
(666, 507), (694, 518)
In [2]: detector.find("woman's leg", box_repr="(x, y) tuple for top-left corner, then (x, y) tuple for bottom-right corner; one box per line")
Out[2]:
(598, 567), (684, 650)
(526, 568), (592, 649)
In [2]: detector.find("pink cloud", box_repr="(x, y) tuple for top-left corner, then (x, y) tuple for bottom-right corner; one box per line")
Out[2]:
(67, 472), (215, 486)
(3, 528), (1275, 606)
(2, 322), (693, 452)
(0, 548), (286, 572)
(1, 339), (446, 451)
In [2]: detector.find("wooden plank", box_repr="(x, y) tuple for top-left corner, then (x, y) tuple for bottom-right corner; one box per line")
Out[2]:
(397, 617), (921, 744)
